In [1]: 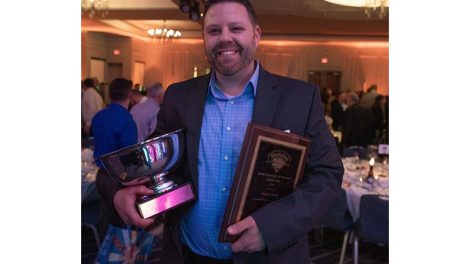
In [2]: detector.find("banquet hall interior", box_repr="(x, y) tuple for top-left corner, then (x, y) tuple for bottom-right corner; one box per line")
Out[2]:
(81, 0), (389, 263)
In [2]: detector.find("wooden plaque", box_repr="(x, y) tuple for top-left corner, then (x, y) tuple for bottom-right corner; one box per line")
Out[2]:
(218, 123), (310, 242)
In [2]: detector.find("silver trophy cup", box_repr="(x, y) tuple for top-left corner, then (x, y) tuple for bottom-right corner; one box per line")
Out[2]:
(97, 128), (195, 219)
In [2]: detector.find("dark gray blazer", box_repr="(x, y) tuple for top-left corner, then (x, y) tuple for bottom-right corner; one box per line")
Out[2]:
(97, 66), (344, 264)
(154, 66), (344, 264)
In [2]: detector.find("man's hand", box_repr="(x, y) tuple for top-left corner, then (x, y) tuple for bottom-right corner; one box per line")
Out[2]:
(113, 185), (155, 228)
(227, 216), (266, 253)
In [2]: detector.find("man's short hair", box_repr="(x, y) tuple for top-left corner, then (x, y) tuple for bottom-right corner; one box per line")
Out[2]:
(147, 83), (163, 97)
(347, 92), (360, 103)
(131, 89), (143, 96)
(83, 78), (95, 88)
(109, 78), (131, 102)
(203, 0), (257, 25)
(367, 84), (378, 92)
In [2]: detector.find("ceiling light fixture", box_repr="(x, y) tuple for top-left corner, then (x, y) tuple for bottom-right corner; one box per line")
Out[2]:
(323, 0), (389, 19)
(147, 21), (182, 44)
(81, 0), (109, 18)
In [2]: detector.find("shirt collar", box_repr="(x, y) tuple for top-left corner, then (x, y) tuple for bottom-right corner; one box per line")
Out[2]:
(109, 102), (128, 111)
(208, 61), (259, 100)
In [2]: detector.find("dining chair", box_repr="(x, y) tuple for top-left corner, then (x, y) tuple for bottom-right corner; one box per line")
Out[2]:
(353, 194), (389, 264)
(343, 146), (367, 160)
(82, 182), (102, 249)
(320, 188), (354, 264)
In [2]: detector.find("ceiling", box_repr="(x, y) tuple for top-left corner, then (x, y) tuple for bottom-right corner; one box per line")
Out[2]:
(81, 0), (389, 41)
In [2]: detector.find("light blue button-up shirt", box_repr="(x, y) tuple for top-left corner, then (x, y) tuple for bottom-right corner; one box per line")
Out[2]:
(181, 63), (260, 259)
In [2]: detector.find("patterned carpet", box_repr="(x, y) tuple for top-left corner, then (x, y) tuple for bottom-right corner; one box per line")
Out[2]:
(82, 226), (388, 263)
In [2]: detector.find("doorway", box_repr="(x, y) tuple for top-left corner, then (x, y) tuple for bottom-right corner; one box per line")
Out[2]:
(307, 70), (342, 95)
(103, 63), (123, 104)
(107, 63), (123, 82)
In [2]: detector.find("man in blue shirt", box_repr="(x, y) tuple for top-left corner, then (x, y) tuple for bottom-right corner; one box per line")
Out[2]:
(97, 1), (343, 263)
(93, 77), (137, 227)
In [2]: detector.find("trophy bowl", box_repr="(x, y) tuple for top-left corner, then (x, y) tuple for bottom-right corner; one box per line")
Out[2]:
(97, 128), (195, 219)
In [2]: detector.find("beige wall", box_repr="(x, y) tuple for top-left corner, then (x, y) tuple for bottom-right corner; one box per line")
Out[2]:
(82, 32), (132, 83)
(256, 44), (388, 95)
(82, 32), (389, 95)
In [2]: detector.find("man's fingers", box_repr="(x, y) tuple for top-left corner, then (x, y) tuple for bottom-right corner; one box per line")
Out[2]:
(132, 185), (155, 196)
(129, 212), (154, 228)
(227, 216), (253, 235)
(231, 240), (245, 252)
(229, 216), (266, 253)
(113, 185), (155, 228)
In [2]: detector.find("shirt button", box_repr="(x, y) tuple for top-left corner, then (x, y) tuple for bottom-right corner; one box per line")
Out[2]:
(226, 126), (231, 131)
(229, 101), (234, 105)
(224, 155), (229, 160)
(222, 187), (227, 192)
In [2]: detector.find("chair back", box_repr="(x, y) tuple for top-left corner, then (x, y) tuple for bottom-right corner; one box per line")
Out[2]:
(343, 145), (367, 159)
(82, 182), (101, 224)
(82, 181), (101, 204)
(357, 194), (389, 245)
(320, 189), (353, 231)
(82, 183), (102, 248)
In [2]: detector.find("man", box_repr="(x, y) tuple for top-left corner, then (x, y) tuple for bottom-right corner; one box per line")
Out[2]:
(342, 92), (375, 148)
(130, 88), (148, 109)
(359, 84), (378, 108)
(82, 77), (104, 137)
(92, 78), (137, 228)
(96, 1), (343, 263)
(130, 83), (165, 142)
(330, 91), (347, 131)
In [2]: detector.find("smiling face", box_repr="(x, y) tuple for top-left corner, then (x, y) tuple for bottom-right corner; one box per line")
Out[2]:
(203, 2), (261, 77)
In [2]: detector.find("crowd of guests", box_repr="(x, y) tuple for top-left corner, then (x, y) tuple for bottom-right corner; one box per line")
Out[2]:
(81, 77), (165, 143)
(321, 84), (389, 151)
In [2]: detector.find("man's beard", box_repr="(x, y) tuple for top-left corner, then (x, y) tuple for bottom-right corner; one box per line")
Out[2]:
(206, 39), (255, 76)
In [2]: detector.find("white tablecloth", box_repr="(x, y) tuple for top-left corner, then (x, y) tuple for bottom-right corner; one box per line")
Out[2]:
(82, 148), (98, 202)
(342, 158), (389, 221)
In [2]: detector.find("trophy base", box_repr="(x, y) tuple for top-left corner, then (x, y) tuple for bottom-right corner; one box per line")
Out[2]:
(136, 182), (195, 219)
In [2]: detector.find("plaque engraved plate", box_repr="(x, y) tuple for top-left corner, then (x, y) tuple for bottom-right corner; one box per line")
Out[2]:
(218, 123), (310, 242)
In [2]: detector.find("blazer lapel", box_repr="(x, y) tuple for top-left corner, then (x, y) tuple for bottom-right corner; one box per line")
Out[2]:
(185, 75), (210, 192)
(252, 67), (281, 127)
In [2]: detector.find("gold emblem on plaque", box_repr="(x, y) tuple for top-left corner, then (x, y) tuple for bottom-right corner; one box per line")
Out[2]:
(267, 150), (291, 172)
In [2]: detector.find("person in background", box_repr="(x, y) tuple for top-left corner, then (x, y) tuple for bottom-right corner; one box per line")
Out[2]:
(372, 94), (388, 144)
(92, 78), (161, 262)
(321, 87), (335, 116)
(330, 91), (347, 131)
(82, 77), (104, 138)
(342, 92), (375, 148)
(96, 1), (344, 263)
(129, 88), (148, 110)
(130, 82), (165, 142)
(359, 84), (378, 108)
(92, 77), (137, 230)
